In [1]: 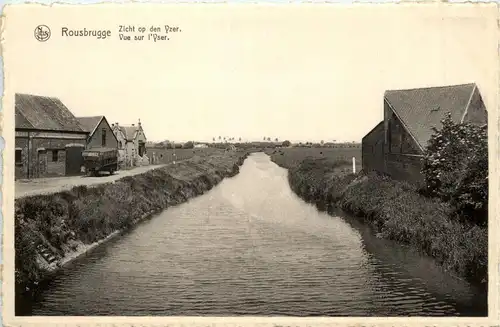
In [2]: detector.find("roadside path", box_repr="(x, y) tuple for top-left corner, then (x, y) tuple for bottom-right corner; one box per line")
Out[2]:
(15, 164), (167, 199)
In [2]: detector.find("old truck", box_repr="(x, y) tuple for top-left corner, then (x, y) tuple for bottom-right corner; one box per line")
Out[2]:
(82, 147), (118, 177)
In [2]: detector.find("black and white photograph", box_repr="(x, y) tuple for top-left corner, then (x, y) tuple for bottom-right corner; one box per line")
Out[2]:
(2, 3), (498, 325)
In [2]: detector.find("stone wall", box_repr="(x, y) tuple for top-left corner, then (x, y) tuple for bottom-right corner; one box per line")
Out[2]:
(15, 131), (87, 179)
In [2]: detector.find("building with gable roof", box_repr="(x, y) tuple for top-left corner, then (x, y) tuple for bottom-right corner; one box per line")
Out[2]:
(76, 115), (118, 150)
(111, 119), (148, 168)
(362, 83), (488, 184)
(15, 93), (90, 179)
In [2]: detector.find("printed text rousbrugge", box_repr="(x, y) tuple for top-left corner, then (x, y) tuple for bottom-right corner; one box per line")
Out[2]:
(62, 27), (112, 39)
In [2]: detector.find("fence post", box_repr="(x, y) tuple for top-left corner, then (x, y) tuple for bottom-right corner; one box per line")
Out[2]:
(352, 157), (356, 174)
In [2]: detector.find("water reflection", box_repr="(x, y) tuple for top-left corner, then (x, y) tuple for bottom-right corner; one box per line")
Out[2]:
(27, 153), (486, 316)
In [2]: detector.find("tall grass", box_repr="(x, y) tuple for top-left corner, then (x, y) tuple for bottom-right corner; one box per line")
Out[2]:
(271, 154), (487, 286)
(15, 152), (249, 295)
(268, 147), (362, 170)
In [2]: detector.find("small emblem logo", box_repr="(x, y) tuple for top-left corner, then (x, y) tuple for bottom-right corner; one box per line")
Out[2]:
(34, 25), (51, 42)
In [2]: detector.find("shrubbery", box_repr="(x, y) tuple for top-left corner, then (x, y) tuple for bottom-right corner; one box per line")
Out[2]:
(15, 152), (248, 295)
(421, 113), (488, 226)
(183, 141), (194, 149)
(270, 151), (488, 285)
(339, 173), (486, 283)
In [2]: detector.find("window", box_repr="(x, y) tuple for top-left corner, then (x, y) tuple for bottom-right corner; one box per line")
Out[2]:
(15, 149), (22, 165)
(102, 128), (107, 147)
(52, 150), (59, 162)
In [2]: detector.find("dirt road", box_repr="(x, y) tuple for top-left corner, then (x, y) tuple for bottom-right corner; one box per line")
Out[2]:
(15, 164), (166, 199)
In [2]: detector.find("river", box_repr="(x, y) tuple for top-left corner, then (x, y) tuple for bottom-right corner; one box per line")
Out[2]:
(25, 152), (487, 316)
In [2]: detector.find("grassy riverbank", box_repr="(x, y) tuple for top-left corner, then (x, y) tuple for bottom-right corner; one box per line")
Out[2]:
(265, 147), (362, 171)
(15, 151), (249, 302)
(268, 152), (487, 287)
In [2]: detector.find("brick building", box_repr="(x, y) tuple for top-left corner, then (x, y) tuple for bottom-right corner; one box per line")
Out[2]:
(15, 93), (89, 180)
(362, 83), (488, 185)
(361, 121), (384, 175)
(76, 115), (119, 150)
(112, 120), (148, 168)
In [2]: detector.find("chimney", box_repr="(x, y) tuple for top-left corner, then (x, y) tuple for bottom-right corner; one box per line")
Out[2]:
(138, 118), (141, 127)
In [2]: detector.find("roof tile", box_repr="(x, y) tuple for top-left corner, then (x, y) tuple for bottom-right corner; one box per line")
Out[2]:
(15, 93), (87, 133)
(76, 116), (103, 135)
(384, 83), (479, 148)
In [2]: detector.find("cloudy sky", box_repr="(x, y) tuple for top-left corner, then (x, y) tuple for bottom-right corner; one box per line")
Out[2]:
(3, 4), (498, 143)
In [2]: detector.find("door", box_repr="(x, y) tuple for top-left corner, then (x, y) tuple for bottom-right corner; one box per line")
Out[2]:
(65, 145), (85, 176)
(37, 149), (47, 178)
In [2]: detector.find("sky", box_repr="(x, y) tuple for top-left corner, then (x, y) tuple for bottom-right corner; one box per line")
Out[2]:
(3, 4), (498, 143)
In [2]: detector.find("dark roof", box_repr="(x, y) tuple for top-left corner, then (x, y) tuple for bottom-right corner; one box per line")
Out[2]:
(76, 116), (104, 135)
(118, 126), (139, 141)
(15, 93), (87, 133)
(384, 83), (477, 149)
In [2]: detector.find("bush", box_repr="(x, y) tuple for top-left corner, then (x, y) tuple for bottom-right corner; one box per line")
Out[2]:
(421, 113), (488, 226)
(283, 156), (487, 285)
(183, 141), (194, 149)
(15, 220), (42, 290)
(15, 152), (248, 294)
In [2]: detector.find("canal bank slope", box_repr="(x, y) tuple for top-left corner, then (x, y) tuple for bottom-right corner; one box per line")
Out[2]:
(269, 152), (487, 288)
(15, 151), (249, 300)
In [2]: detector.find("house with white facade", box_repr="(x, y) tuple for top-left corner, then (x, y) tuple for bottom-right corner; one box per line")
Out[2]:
(112, 119), (148, 168)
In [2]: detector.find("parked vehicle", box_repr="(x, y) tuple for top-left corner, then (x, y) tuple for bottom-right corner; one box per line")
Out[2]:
(82, 148), (118, 176)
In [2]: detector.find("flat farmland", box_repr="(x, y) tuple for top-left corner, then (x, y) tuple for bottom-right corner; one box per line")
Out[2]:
(266, 146), (362, 170)
(148, 147), (225, 164)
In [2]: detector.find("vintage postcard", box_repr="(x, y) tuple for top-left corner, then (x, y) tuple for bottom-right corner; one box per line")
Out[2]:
(1, 2), (499, 327)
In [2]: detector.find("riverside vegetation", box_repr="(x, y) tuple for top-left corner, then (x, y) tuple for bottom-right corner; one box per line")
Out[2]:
(15, 151), (249, 302)
(270, 115), (488, 287)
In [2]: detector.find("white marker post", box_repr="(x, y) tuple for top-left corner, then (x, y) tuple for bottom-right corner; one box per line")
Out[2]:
(352, 157), (356, 174)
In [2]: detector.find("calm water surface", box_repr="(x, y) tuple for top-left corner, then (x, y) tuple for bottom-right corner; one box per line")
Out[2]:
(27, 153), (486, 316)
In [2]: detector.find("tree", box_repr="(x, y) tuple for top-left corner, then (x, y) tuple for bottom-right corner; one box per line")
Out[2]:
(421, 113), (488, 226)
(282, 140), (291, 147)
(320, 140), (324, 145)
(239, 137), (242, 142)
(218, 136), (221, 141)
(183, 141), (194, 149)
(275, 138), (279, 142)
(267, 137), (271, 142)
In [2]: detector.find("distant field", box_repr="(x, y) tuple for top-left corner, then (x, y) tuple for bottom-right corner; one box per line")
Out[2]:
(148, 147), (224, 164)
(266, 147), (362, 170)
